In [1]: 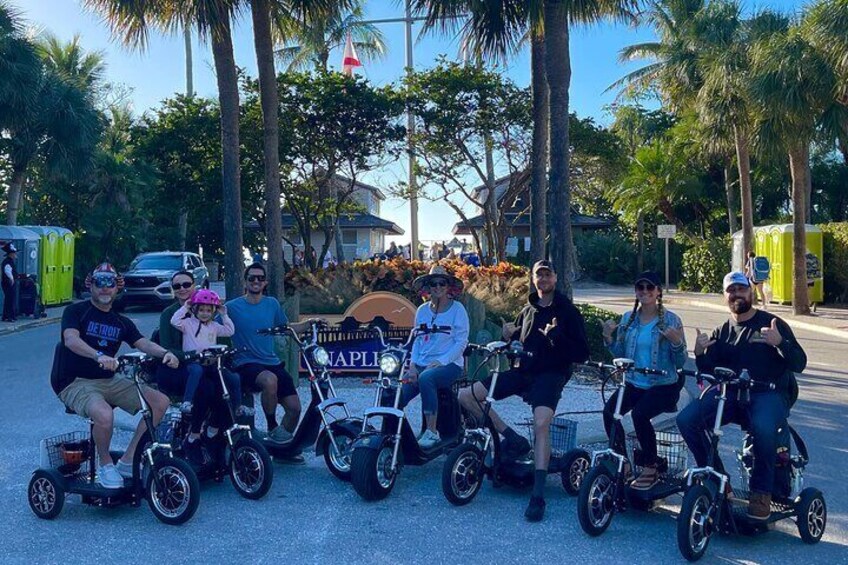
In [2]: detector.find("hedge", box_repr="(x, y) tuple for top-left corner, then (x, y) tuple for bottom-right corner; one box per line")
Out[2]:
(820, 222), (848, 303)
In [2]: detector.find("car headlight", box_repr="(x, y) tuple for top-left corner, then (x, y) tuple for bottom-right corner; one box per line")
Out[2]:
(312, 346), (330, 367)
(379, 353), (400, 375)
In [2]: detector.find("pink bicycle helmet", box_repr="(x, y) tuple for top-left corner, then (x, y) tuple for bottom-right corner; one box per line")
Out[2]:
(191, 289), (221, 306)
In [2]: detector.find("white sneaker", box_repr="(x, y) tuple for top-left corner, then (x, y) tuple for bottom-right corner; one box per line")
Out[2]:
(115, 459), (134, 479)
(97, 463), (124, 489)
(418, 429), (441, 449)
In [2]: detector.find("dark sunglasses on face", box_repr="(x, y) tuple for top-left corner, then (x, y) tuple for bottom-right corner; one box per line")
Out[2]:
(636, 283), (656, 292)
(247, 275), (266, 283)
(92, 275), (117, 288)
(427, 281), (448, 289)
(171, 281), (193, 290)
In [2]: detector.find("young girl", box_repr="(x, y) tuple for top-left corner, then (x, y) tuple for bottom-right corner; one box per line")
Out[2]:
(170, 289), (244, 416)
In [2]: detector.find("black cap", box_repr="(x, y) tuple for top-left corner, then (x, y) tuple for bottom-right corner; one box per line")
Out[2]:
(532, 260), (556, 275)
(2, 242), (16, 254)
(634, 271), (662, 287)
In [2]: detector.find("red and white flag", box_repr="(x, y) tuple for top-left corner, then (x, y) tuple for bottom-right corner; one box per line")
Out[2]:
(342, 33), (362, 76)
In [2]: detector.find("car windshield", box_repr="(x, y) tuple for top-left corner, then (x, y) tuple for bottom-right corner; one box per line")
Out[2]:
(131, 256), (183, 271)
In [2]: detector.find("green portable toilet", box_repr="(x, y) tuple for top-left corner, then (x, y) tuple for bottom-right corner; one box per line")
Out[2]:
(20, 226), (62, 305)
(57, 228), (74, 302)
(766, 224), (823, 305)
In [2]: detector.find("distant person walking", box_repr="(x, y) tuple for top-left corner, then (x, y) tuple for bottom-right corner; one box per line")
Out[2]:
(2, 243), (17, 322)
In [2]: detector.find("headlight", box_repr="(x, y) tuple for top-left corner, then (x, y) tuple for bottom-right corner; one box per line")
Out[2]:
(379, 353), (400, 375)
(312, 346), (330, 367)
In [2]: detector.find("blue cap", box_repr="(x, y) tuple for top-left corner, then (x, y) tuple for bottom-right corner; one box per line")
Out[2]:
(723, 271), (750, 291)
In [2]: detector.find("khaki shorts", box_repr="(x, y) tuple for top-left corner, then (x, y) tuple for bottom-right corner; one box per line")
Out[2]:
(59, 376), (144, 418)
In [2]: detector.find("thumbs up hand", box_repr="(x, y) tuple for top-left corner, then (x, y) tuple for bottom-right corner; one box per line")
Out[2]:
(694, 328), (716, 356)
(760, 317), (783, 347)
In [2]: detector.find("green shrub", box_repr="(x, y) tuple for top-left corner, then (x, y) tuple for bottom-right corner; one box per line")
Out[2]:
(678, 236), (731, 293)
(578, 303), (620, 363)
(574, 229), (636, 284)
(820, 222), (848, 303)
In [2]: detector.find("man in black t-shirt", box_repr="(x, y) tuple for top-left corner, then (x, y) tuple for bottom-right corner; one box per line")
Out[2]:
(54, 263), (178, 489)
(458, 260), (590, 522)
(677, 271), (807, 521)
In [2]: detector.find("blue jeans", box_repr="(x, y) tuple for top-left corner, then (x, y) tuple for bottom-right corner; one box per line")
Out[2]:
(677, 389), (788, 493)
(399, 364), (462, 415)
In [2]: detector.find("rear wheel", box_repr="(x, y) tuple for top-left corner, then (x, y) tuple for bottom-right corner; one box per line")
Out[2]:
(560, 449), (591, 496)
(677, 484), (714, 562)
(28, 469), (65, 520)
(229, 437), (274, 500)
(351, 442), (397, 501)
(796, 488), (826, 544)
(323, 428), (357, 482)
(146, 457), (200, 525)
(577, 465), (617, 536)
(442, 444), (484, 506)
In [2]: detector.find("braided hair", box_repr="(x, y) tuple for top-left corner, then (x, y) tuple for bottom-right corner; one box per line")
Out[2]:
(617, 288), (666, 342)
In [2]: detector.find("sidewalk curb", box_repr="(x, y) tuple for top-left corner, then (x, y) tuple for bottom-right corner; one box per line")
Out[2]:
(669, 297), (848, 341)
(0, 316), (61, 337)
(575, 387), (692, 446)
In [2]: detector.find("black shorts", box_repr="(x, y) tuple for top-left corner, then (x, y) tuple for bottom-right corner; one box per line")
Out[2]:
(477, 369), (567, 411)
(235, 362), (297, 400)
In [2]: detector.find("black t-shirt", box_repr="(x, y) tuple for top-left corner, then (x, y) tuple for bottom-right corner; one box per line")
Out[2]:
(53, 301), (143, 393)
(695, 309), (807, 402)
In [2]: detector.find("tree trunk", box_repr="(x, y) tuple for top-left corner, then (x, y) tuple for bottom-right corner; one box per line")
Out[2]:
(484, 138), (499, 263)
(529, 28), (549, 263)
(177, 210), (188, 249)
(184, 26), (193, 96)
(724, 160), (738, 236)
(733, 125), (754, 255)
(211, 16), (245, 300)
(5, 167), (26, 226)
(636, 214), (644, 272)
(544, 2), (574, 297)
(839, 136), (848, 167)
(788, 143), (810, 315)
(251, 0), (286, 300)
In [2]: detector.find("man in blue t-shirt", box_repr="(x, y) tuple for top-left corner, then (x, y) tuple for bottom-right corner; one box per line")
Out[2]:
(227, 263), (323, 458)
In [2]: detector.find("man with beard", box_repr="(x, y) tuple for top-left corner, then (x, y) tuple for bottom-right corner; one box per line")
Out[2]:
(677, 271), (807, 521)
(53, 263), (177, 489)
(227, 263), (323, 461)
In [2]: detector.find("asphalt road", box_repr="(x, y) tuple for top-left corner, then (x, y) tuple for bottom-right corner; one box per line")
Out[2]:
(0, 298), (845, 565)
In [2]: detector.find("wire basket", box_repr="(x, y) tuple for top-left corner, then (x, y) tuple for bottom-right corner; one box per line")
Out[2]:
(40, 431), (91, 476)
(521, 417), (578, 457)
(627, 429), (689, 472)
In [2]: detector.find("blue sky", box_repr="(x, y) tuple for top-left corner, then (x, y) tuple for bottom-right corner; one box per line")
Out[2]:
(11, 0), (807, 247)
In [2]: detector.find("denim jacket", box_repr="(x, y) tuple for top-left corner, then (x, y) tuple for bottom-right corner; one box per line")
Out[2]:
(608, 309), (687, 389)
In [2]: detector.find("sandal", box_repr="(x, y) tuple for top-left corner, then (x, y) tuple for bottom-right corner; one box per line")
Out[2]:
(630, 464), (659, 490)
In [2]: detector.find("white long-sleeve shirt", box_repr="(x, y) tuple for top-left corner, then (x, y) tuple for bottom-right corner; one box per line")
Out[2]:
(3, 264), (13, 284)
(410, 300), (469, 369)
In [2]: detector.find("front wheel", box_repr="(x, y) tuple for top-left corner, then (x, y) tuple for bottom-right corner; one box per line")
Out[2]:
(28, 469), (65, 520)
(677, 484), (715, 562)
(351, 443), (397, 501)
(560, 449), (591, 496)
(796, 488), (826, 544)
(442, 444), (485, 506)
(146, 457), (200, 525)
(577, 465), (617, 536)
(229, 437), (274, 500)
(323, 428), (357, 482)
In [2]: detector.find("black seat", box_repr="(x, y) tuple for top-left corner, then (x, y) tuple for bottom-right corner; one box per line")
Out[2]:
(338, 316), (363, 333)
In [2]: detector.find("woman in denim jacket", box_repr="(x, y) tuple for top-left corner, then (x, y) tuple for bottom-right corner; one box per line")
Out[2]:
(601, 271), (687, 489)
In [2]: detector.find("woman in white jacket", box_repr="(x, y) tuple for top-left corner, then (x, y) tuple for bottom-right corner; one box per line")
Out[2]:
(400, 265), (469, 448)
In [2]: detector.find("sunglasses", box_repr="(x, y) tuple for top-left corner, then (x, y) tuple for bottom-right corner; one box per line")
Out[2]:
(635, 283), (656, 292)
(92, 275), (117, 289)
(247, 275), (266, 283)
(171, 281), (193, 290)
(427, 281), (448, 289)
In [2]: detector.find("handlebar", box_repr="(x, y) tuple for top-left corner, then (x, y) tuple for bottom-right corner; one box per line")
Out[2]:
(465, 341), (533, 359)
(182, 345), (243, 364)
(372, 323), (453, 351)
(117, 352), (153, 370)
(258, 319), (327, 348)
(678, 367), (776, 390)
(582, 359), (664, 377)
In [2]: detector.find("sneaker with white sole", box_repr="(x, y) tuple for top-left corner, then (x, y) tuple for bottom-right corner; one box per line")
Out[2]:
(97, 463), (124, 489)
(115, 459), (134, 479)
(418, 429), (441, 449)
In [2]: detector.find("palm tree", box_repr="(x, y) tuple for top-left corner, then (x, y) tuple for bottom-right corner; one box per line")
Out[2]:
(37, 33), (107, 90)
(2, 25), (102, 225)
(84, 0), (246, 300)
(272, 1), (385, 72)
(749, 23), (845, 315)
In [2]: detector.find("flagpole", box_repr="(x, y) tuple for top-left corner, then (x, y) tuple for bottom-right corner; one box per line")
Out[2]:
(404, 0), (419, 259)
